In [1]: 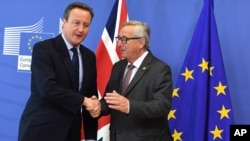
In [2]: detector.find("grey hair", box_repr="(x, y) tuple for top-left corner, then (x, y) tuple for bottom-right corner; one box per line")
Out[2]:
(121, 20), (150, 50)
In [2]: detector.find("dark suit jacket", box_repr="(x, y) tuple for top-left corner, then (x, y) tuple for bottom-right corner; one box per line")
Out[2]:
(100, 52), (173, 141)
(18, 35), (98, 141)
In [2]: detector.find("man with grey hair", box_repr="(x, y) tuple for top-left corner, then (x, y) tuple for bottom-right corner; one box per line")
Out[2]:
(90, 20), (173, 141)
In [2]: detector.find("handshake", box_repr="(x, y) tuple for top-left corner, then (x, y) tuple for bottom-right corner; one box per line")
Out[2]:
(83, 96), (101, 118)
(83, 90), (130, 118)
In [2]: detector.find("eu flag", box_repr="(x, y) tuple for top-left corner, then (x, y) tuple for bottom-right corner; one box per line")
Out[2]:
(20, 32), (54, 55)
(168, 0), (234, 141)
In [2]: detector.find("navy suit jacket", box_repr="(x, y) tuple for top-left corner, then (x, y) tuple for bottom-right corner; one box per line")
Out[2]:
(100, 52), (173, 141)
(18, 35), (98, 141)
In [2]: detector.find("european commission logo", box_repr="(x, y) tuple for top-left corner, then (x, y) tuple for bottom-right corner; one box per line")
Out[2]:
(2, 17), (54, 73)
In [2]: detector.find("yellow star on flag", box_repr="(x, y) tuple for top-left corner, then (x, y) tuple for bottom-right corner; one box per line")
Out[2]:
(172, 88), (180, 97)
(168, 109), (176, 120)
(181, 67), (194, 82)
(214, 81), (227, 96)
(172, 129), (183, 141)
(209, 66), (214, 76)
(217, 105), (231, 119)
(210, 125), (224, 140)
(198, 58), (209, 73)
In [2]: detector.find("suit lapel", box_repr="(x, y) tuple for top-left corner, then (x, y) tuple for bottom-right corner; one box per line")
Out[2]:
(54, 35), (77, 90)
(123, 53), (152, 96)
(79, 45), (87, 91)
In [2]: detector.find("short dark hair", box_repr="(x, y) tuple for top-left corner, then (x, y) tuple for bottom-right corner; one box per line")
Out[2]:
(63, 2), (94, 21)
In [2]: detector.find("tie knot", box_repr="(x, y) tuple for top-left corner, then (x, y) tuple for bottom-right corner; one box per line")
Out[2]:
(71, 47), (78, 54)
(128, 64), (135, 70)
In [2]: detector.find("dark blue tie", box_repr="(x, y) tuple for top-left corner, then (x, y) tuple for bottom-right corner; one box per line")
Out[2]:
(71, 47), (79, 90)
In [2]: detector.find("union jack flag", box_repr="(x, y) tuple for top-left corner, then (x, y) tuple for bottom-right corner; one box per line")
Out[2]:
(95, 0), (128, 140)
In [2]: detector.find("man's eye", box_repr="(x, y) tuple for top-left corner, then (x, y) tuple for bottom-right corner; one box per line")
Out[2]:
(83, 24), (89, 28)
(75, 22), (80, 25)
(121, 38), (127, 41)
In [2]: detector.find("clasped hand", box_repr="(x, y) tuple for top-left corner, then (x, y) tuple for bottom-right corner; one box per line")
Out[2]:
(83, 96), (100, 118)
(84, 90), (129, 118)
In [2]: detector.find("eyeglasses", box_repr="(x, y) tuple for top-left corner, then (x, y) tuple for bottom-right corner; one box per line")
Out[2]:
(115, 36), (141, 44)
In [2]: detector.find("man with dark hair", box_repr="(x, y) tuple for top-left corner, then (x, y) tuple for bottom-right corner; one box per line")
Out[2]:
(18, 2), (98, 141)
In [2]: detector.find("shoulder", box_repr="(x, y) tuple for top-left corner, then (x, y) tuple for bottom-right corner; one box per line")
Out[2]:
(80, 45), (94, 53)
(79, 45), (95, 56)
(113, 59), (127, 68)
(147, 53), (172, 71)
(33, 35), (60, 50)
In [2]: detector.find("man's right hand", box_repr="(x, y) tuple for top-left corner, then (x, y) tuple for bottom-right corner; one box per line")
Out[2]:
(83, 96), (101, 118)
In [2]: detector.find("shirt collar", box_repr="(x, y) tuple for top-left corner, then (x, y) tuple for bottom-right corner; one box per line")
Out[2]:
(128, 51), (149, 69)
(61, 33), (79, 51)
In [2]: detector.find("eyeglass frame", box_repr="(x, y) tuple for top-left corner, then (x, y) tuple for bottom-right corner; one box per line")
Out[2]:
(115, 36), (142, 44)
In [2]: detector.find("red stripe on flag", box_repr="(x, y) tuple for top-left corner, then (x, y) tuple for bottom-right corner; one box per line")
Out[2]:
(115, 0), (128, 58)
(98, 115), (111, 129)
(119, 0), (128, 28)
(96, 40), (113, 94)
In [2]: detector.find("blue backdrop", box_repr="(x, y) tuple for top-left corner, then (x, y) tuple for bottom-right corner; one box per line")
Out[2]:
(0, 0), (249, 140)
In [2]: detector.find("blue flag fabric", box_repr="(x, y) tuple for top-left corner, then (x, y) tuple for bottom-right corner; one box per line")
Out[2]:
(20, 32), (53, 55)
(169, 0), (234, 141)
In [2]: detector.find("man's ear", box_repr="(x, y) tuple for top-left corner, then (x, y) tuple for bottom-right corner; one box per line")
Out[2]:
(139, 37), (146, 48)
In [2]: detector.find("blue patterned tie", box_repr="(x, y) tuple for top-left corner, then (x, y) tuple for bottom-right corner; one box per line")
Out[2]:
(71, 47), (79, 90)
